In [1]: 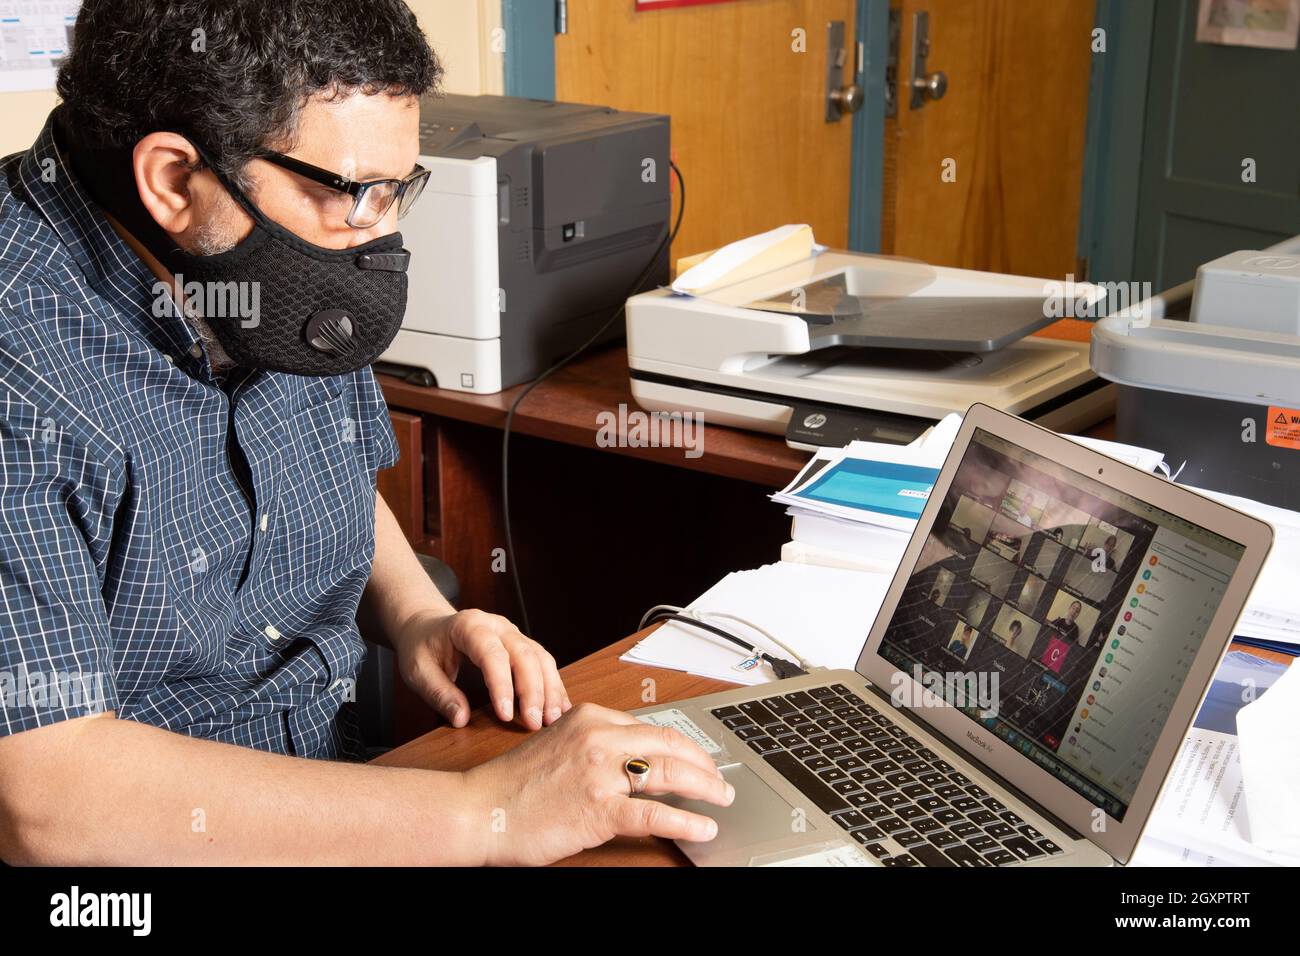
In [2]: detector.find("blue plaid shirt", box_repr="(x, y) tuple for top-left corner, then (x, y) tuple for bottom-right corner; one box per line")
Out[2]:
(0, 115), (398, 759)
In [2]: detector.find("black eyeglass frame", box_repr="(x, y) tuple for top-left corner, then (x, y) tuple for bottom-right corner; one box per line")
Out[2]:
(255, 149), (430, 228)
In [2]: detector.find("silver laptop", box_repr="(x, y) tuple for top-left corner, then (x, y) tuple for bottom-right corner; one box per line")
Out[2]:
(636, 404), (1273, 867)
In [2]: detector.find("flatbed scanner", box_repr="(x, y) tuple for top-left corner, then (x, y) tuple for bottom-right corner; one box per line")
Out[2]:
(627, 246), (1115, 449)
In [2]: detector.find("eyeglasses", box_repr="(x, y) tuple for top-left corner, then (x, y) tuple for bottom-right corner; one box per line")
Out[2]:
(255, 149), (431, 229)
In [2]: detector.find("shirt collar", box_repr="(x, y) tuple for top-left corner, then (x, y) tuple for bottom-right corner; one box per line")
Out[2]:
(17, 111), (214, 375)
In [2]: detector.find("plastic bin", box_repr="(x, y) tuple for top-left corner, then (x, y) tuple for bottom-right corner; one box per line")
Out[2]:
(1090, 237), (1300, 511)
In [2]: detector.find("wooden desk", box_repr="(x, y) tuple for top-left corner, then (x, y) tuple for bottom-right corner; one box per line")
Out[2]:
(372, 631), (1290, 867)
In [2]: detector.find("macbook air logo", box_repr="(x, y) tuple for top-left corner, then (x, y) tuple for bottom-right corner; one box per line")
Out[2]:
(803, 412), (828, 429)
(966, 729), (994, 753)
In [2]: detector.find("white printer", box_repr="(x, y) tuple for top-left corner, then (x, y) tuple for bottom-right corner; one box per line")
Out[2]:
(380, 94), (671, 392)
(627, 245), (1115, 449)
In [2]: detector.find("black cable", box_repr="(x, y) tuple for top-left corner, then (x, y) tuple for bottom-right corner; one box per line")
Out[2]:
(642, 612), (808, 679)
(502, 161), (685, 637)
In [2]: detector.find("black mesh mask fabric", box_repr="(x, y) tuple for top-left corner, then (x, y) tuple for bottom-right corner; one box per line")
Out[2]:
(58, 112), (409, 377)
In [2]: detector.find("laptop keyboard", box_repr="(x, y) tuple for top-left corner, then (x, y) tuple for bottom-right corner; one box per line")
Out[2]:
(710, 683), (1067, 867)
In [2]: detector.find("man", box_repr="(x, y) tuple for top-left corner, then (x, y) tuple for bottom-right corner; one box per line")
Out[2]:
(1049, 599), (1085, 646)
(1001, 619), (1026, 655)
(0, 1), (730, 865)
(1097, 534), (1120, 572)
(946, 625), (976, 661)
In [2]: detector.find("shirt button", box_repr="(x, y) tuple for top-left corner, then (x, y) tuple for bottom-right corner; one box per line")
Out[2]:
(260, 513), (269, 532)
(264, 624), (283, 641)
(189, 343), (203, 358)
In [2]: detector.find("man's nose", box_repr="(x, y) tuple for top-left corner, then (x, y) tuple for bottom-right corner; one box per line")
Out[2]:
(345, 206), (400, 247)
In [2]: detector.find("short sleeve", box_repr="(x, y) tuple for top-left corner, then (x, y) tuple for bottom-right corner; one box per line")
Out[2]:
(352, 366), (400, 474)
(0, 396), (120, 737)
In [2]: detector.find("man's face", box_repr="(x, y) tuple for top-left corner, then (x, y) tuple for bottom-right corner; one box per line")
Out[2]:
(192, 91), (422, 254)
(1067, 601), (1081, 622)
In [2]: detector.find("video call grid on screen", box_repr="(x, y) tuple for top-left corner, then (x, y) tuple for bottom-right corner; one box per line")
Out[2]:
(878, 428), (1244, 820)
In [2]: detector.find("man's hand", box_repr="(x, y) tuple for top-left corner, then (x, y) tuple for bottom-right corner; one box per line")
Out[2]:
(392, 608), (571, 730)
(465, 702), (734, 866)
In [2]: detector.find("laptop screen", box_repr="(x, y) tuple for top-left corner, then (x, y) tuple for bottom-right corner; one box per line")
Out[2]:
(877, 427), (1246, 821)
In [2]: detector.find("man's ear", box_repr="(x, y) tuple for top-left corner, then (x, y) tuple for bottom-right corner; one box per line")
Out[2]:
(132, 132), (205, 236)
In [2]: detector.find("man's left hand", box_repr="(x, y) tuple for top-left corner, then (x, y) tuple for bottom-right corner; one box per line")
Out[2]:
(391, 609), (571, 730)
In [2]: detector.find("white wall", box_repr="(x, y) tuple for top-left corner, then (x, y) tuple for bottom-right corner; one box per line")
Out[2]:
(0, 0), (503, 157)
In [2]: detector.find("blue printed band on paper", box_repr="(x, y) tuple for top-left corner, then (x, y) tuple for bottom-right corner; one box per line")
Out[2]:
(797, 458), (941, 520)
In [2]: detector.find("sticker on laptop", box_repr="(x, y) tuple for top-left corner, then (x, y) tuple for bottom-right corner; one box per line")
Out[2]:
(755, 842), (873, 867)
(637, 708), (723, 755)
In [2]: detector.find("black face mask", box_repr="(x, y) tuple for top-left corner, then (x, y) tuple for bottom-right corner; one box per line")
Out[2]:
(58, 111), (410, 377)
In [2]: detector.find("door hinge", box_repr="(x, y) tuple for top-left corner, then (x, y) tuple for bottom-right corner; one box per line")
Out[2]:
(555, 0), (568, 35)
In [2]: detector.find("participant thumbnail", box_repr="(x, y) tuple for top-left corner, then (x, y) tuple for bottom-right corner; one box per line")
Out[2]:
(999, 479), (1048, 528)
(1044, 588), (1100, 647)
(962, 589), (994, 630)
(1011, 573), (1048, 615)
(971, 548), (1019, 599)
(928, 568), (957, 606)
(944, 621), (979, 662)
(1036, 499), (1094, 550)
(985, 513), (1032, 563)
(991, 605), (1039, 657)
(1063, 551), (1117, 605)
(1028, 536), (1064, 580)
(1079, 519), (1135, 572)
(946, 495), (996, 547)
(950, 459), (1012, 510)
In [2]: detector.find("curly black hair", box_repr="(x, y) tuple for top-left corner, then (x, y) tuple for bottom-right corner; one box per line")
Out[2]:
(56, 0), (440, 189)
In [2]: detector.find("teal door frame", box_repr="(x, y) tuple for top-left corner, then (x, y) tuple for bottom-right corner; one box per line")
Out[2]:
(1076, 0), (1157, 284)
(502, 0), (556, 99)
(850, 0), (889, 253)
(501, 0), (887, 253)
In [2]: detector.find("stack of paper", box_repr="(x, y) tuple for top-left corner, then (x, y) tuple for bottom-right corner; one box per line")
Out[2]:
(772, 415), (964, 572)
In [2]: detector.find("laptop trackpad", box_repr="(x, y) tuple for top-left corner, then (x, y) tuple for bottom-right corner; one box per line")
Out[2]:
(663, 763), (816, 848)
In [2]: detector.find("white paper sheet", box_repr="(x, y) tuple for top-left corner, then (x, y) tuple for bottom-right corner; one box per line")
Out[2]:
(1236, 659), (1300, 856)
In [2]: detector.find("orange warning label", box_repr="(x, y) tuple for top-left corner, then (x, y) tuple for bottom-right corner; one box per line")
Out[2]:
(1266, 406), (1300, 450)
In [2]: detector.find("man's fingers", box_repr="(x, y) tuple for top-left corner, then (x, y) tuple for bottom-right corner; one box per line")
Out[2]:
(507, 638), (547, 731)
(639, 756), (735, 806)
(602, 723), (723, 779)
(406, 654), (471, 727)
(534, 645), (567, 726)
(465, 635), (515, 723)
(610, 795), (719, 843)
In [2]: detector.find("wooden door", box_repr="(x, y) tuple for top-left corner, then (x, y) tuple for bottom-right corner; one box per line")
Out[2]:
(555, 0), (859, 260)
(884, 0), (1095, 278)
